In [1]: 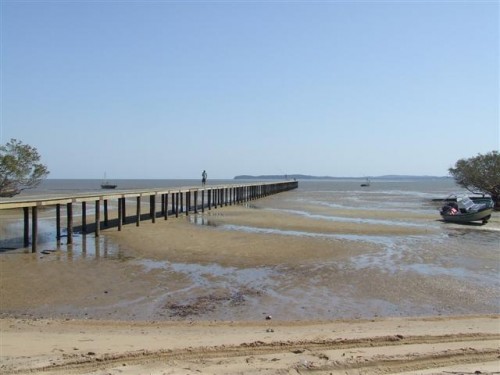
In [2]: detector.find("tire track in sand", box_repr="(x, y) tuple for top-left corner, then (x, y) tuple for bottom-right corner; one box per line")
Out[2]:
(7, 332), (499, 375)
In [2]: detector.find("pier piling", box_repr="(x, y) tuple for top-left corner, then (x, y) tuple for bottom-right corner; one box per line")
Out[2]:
(23, 207), (29, 247)
(95, 200), (101, 237)
(31, 206), (37, 253)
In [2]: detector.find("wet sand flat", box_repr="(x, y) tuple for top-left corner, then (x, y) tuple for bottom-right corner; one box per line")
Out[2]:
(1, 191), (499, 374)
(1, 199), (498, 321)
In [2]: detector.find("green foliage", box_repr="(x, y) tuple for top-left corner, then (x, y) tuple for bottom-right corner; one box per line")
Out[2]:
(448, 151), (500, 207)
(0, 139), (49, 197)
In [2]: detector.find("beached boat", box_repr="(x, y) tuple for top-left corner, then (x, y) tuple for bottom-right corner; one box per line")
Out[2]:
(439, 194), (494, 224)
(0, 187), (20, 197)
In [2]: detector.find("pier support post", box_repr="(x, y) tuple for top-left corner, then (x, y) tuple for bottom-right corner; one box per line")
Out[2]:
(136, 196), (141, 226)
(175, 192), (179, 218)
(194, 191), (198, 213)
(164, 194), (168, 220)
(121, 198), (126, 225)
(118, 198), (123, 231)
(67, 203), (73, 244)
(82, 202), (87, 233)
(31, 206), (37, 253)
(104, 200), (109, 227)
(23, 207), (29, 247)
(171, 192), (175, 216)
(56, 204), (61, 242)
(150, 195), (156, 223)
(201, 190), (205, 213)
(95, 200), (101, 237)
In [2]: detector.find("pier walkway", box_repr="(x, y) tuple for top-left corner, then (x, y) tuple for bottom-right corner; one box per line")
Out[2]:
(0, 181), (298, 252)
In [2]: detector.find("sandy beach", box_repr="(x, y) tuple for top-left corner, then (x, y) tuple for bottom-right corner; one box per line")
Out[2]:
(1, 188), (499, 374)
(1, 315), (499, 374)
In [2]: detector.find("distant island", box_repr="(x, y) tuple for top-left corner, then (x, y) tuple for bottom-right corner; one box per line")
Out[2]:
(234, 174), (450, 180)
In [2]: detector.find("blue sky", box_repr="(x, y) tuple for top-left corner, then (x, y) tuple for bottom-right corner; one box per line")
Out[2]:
(1, 0), (498, 179)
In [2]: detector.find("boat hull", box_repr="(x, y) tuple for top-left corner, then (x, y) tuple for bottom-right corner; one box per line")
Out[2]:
(0, 188), (20, 197)
(441, 208), (493, 224)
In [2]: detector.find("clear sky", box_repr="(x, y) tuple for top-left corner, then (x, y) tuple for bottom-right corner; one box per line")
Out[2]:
(1, 0), (498, 179)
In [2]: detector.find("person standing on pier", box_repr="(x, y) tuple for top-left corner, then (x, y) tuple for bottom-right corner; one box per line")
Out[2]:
(202, 170), (207, 186)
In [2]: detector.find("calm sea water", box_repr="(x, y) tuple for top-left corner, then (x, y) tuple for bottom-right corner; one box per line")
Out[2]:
(18, 178), (239, 196)
(17, 177), (460, 196)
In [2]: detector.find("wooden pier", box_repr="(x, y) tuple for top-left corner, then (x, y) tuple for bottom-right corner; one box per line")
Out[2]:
(0, 181), (298, 252)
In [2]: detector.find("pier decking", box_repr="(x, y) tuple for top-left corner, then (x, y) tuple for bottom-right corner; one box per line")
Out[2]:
(0, 181), (298, 252)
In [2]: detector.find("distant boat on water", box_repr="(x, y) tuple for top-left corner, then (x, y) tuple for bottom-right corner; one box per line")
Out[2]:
(101, 173), (117, 189)
(360, 178), (371, 187)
